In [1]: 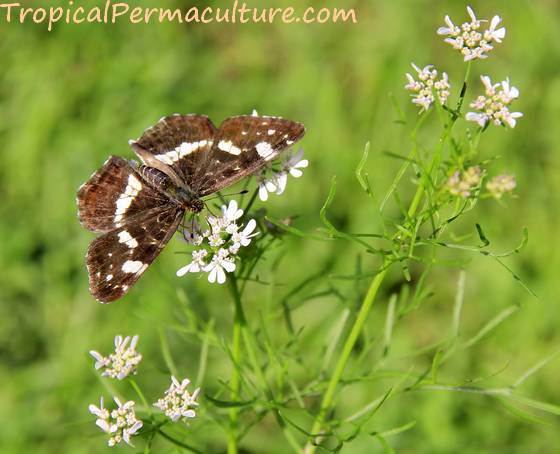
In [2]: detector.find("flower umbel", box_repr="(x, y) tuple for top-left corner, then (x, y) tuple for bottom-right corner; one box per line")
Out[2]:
(154, 376), (201, 423)
(446, 166), (483, 198)
(487, 174), (516, 199)
(437, 6), (506, 61)
(89, 335), (142, 380)
(176, 200), (258, 284)
(89, 397), (143, 447)
(404, 63), (450, 112)
(466, 75), (523, 129)
(256, 148), (308, 201)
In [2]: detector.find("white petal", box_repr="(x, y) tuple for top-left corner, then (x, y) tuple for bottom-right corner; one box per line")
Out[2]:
(114, 335), (123, 348)
(130, 335), (139, 350)
(216, 267), (226, 284)
(480, 75), (493, 91)
(89, 404), (102, 417)
(265, 179), (277, 192)
(221, 260), (236, 273)
(207, 266), (218, 283)
(493, 27), (506, 40)
(89, 350), (104, 365)
(96, 419), (111, 433)
(128, 420), (143, 435)
(275, 173), (288, 194)
(258, 184), (269, 201)
(176, 264), (192, 277)
(242, 219), (257, 236)
(444, 15), (455, 29)
(183, 409), (196, 418)
(466, 6), (477, 23)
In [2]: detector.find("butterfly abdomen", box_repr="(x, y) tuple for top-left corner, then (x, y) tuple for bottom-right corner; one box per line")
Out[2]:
(137, 165), (173, 190)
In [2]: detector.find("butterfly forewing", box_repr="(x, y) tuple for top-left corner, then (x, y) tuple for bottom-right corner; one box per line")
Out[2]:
(132, 114), (217, 182)
(192, 115), (305, 196)
(86, 206), (184, 302)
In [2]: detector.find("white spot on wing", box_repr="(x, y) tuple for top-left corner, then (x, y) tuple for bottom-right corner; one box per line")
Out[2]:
(118, 230), (138, 248)
(114, 174), (143, 226)
(218, 140), (242, 155)
(267, 129), (275, 135)
(256, 142), (274, 158)
(122, 260), (147, 274)
(106, 274), (113, 281)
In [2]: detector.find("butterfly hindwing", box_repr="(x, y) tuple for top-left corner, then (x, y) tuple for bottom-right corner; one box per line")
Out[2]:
(131, 114), (217, 183)
(77, 156), (169, 232)
(86, 206), (184, 303)
(191, 115), (305, 196)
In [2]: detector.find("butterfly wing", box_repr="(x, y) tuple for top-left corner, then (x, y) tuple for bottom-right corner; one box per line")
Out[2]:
(190, 115), (305, 196)
(86, 206), (184, 303)
(130, 114), (217, 184)
(77, 156), (170, 232)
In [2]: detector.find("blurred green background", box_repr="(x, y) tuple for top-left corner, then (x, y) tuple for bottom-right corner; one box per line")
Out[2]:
(1, 0), (559, 452)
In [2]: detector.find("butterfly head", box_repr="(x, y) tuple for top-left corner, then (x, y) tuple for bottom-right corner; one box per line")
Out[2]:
(181, 193), (204, 213)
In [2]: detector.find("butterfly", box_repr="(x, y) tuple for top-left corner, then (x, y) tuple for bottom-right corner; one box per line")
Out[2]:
(77, 113), (305, 303)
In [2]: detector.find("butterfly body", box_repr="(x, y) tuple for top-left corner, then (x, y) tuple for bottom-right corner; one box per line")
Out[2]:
(77, 114), (305, 303)
(134, 164), (204, 213)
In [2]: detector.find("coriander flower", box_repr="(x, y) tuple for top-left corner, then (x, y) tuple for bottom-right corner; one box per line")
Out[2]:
(446, 166), (482, 198)
(232, 219), (258, 247)
(487, 174), (516, 199)
(90, 335), (142, 380)
(466, 75), (523, 128)
(176, 199), (258, 284)
(154, 376), (201, 423)
(256, 148), (308, 201)
(437, 6), (506, 61)
(404, 63), (450, 112)
(89, 397), (143, 447)
(205, 248), (236, 284)
(221, 199), (243, 223)
(176, 250), (208, 276)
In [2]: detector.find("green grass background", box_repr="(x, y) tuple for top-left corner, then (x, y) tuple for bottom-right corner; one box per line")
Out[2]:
(1, 0), (559, 452)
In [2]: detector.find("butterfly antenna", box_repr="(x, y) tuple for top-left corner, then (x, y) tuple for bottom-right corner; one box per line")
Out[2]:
(204, 189), (249, 202)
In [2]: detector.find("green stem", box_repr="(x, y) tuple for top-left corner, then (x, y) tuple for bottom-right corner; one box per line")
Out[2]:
(305, 266), (388, 452)
(157, 428), (204, 454)
(228, 277), (244, 454)
(242, 188), (259, 220)
(130, 378), (152, 416)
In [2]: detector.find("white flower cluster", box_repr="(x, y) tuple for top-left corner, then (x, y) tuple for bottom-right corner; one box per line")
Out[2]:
(466, 76), (523, 129)
(487, 174), (516, 199)
(255, 148), (308, 201)
(446, 166), (482, 198)
(404, 63), (451, 112)
(89, 397), (143, 447)
(437, 6), (506, 61)
(89, 335), (142, 380)
(154, 376), (201, 423)
(177, 200), (258, 284)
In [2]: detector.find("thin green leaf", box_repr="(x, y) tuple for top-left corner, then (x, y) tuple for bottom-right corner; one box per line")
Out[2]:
(356, 142), (373, 196)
